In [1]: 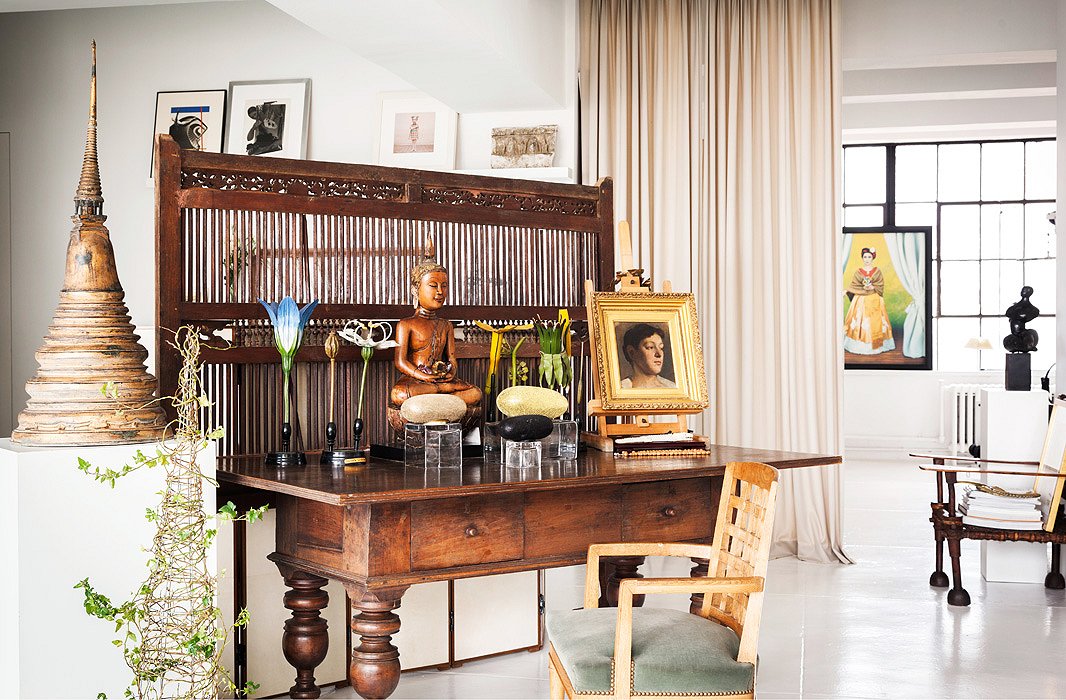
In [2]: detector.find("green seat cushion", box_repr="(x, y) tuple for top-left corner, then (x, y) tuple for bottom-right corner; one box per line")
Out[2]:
(547, 607), (753, 695)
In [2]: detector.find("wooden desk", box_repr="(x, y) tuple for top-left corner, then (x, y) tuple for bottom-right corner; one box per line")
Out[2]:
(217, 446), (839, 699)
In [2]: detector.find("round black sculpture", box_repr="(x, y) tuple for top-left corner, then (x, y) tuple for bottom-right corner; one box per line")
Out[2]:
(498, 414), (553, 442)
(1003, 286), (1040, 353)
(1003, 286), (1039, 391)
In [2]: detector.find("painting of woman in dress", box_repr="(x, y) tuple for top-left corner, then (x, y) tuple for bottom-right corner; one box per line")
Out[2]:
(844, 246), (895, 355)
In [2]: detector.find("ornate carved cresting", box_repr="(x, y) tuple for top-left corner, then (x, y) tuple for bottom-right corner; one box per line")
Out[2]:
(182, 170), (405, 200)
(421, 187), (597, 215)
(12, 41), (167, 446)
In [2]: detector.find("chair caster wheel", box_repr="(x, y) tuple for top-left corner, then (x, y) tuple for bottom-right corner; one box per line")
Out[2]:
(929, 571), (949, 588)
(947, 588), (971, 606)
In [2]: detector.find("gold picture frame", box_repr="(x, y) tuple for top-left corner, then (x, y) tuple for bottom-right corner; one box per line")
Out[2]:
(588, 292), (708, 412)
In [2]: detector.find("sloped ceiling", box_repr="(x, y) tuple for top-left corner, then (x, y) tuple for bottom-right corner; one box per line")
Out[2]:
(264, 0), (570, 113)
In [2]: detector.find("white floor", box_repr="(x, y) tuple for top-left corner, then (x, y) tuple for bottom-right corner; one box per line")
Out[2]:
(324, 459), (1066, 699)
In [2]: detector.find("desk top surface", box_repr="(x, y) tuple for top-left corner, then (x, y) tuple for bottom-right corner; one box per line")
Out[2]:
(216, 445), (840, 505)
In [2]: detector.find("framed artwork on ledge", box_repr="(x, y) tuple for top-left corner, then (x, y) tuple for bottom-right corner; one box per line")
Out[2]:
(150, 89), (226, 174)
(226, 79), (310, 159)
(588, 292), (709, 412)
(842, 226), (932, 370)
(377, 91), (457, 171)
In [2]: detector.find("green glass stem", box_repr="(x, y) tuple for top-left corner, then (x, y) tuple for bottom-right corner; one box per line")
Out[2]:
(282, 367), (291, 424)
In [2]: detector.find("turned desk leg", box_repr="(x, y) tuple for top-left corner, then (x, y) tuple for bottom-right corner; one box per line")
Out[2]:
(344, 586), (408, 700)
(600, 556), (646, 608)
(689, 557), (710, 614)
(280, 569), (330, 699)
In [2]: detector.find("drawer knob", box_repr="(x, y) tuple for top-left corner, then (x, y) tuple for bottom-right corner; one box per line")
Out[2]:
(465, 525), (479, 537)
(662, 506), (677, 518)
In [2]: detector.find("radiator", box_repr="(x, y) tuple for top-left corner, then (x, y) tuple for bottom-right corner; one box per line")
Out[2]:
(940, 383), (994, 455)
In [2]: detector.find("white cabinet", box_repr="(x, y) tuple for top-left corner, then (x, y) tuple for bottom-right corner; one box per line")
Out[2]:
(976, 388), (1051, 583)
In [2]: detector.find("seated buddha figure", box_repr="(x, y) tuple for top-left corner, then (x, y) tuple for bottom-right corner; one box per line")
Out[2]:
(387, 249), (482, 432)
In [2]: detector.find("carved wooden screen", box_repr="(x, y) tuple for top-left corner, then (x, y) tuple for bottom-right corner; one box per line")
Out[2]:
(154, 136), (614, 456)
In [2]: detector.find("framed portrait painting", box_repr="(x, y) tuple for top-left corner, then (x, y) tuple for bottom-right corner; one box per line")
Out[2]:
(377, 91), (457, 171)
(226, 79), (311, 160)
(588, 292), (709, 412)
(842, 226), (932, 370)
(150, 89), (226, 174)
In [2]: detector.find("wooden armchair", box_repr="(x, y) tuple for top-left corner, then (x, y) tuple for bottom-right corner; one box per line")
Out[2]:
(546, 461), (780, 699)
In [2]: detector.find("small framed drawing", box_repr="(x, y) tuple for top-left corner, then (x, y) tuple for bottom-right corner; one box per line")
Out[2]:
(842, 226), (932, 370)
(377, 91), (457, 171)
(588, 292), (709, 412)
(226, 79), (311, 159)
(150, 89), (226, 173)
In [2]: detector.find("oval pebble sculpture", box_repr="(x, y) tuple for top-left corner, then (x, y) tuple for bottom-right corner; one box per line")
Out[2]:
(497, 414), (554, 442)
(399, 393), (468, 424)
(496, 385), (568, 419)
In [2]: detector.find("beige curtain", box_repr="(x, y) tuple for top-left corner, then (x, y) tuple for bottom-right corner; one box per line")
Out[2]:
(581, 0), (849, 563)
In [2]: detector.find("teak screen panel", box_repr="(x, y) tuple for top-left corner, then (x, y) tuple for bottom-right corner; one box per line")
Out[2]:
(154, 136), (614, 455)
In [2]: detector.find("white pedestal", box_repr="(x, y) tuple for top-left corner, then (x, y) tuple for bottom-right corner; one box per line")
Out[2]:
(0, 438), (215, 699)
(977, 388), (1050, 583)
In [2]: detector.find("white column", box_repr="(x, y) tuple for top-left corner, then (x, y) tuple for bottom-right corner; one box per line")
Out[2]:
(1057, 2), (1066, 393)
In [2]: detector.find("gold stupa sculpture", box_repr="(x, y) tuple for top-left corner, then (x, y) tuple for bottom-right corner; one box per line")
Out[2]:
(11, 42), (167, 446)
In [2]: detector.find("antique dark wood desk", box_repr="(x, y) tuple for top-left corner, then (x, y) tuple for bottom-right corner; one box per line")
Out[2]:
(217, 446), (840, 699)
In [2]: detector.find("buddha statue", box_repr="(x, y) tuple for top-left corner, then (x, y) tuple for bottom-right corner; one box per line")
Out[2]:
(387, 242), (482, 432)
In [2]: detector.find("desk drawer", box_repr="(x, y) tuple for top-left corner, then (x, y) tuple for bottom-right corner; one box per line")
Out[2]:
(411, 495), (524, 570)
(622, 478), (713, 542)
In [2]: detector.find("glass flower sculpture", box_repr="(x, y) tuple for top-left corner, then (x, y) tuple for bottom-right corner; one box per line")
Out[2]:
(339, 320), (399, 421)
(259, 296), (318, 427)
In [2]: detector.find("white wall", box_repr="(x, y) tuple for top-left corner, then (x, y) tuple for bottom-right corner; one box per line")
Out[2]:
(0, 1), (578, 424)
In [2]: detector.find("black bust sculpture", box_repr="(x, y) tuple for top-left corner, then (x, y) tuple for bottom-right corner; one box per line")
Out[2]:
(1003, 286), (1039, 390)
(1003, 286), (1040, 353)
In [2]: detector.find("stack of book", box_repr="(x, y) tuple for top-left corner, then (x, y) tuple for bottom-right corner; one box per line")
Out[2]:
(958, 485), (1044, 530)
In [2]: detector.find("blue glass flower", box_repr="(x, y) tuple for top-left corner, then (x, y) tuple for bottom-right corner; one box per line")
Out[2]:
(259, 296), (318, 423)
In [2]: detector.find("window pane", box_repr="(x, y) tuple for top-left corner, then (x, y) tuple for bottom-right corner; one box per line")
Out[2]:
(940, 261), (981, 315)
(1025, 202), (1056, 259)
(895, 145), (937, 202)
(940, 205), (980, 260)
(936, 317), (981, 371)
(844, 205), (883, 227)
(981, 141), (1024, 201)
(978, 317), (1003, 371)
(844, 146), (886, 204)
(1028, 315), (1056, 375)
(896, 203), (936, 226)
(980, 204), (1023, 260)
(980, 259), (1022, 316)
(1025, 140), (1056, 200)
(1024, 259), (1055, 315)
(938, 144), (980, 202)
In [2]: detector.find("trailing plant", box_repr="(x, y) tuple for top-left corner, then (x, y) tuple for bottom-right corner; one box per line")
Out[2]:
(76, 327), (267, 700)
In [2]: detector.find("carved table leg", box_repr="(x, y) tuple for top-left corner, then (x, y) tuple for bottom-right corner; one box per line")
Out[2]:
(689, 557), (710, 614)
(602, 556), (646, 608)
(344, 586), (408, 700)
(281, 570), (330, 699)
(1046, 543), (1066, 590)
(946, 535), (970, 606)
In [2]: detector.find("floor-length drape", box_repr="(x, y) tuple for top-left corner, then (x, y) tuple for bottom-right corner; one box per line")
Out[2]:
(581, 0), (849, 563)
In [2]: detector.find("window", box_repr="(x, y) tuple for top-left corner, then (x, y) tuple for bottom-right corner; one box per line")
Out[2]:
(843, 139), (1056, 372)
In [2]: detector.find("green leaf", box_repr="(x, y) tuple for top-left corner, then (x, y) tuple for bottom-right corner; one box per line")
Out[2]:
(218, 501), (238, 520)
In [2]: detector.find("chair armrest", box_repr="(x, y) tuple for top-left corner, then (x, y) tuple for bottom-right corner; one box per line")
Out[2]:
(609, 576), (764, 698)
(583, 542), (714, 608)
(909, 452), (1039, 466)
(918, 464), (1064, 478)
(619, 576), (763, 597)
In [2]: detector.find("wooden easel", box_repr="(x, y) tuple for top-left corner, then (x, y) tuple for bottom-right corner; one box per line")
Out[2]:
(583, 221), (704, 453)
